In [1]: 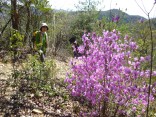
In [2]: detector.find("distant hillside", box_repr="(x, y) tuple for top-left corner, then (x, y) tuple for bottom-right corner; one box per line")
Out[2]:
(54, 9), (147, 24)
(151, 18), (156, 30)
(144, 18), (156, 30)
(99, 9), (147, 23)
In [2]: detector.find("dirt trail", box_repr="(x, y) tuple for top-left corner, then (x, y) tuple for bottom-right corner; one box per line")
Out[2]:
(0, 57), (80, 117)
(0, 58), (71, 99)
(0, 62), (13, 98)
(0, 55), (71, 80)
(0, 62), (12, 80)
(55, 58), (70, 79)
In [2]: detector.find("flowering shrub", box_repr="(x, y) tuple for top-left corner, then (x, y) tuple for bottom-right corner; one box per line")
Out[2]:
(65, 30), (156, 116)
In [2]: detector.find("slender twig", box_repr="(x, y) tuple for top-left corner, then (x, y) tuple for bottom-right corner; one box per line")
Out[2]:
(1, 17), (12, 35)
(1, 6), (24, 36)
(134, 0), (147, 15)
(141, 0), (148, 13)
(146, 13), (154, 117)
(149, 4), (155, 15)
(134, 1), (155, 117)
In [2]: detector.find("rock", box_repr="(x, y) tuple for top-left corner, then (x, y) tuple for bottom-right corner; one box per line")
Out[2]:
(32, 109), (43, 114)
(56, 109), (61, 114)
(30, 93), (34, 98)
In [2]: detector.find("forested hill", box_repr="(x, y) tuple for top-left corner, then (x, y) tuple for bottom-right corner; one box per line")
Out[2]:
(99, 9), (147, 23)
(55, 9), (147, 24)
(0, 8), (148, 24)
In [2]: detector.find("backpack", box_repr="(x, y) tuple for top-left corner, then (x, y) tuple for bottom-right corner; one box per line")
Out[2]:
(31, 31), (38, 49)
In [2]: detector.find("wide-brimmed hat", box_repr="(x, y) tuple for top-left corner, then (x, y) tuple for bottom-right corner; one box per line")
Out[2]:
(40, 23), (48, 30)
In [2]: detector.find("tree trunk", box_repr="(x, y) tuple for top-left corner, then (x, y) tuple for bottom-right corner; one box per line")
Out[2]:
(11, 0), (19, 62)
(11, 0), (19, 30)
(24, 5), (30, 44)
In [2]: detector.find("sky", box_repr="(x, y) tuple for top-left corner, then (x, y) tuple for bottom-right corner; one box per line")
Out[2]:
(49, 0), (156, 19)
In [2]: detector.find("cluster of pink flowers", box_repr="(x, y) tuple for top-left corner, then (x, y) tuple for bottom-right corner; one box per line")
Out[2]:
(65, 30), (156, 116)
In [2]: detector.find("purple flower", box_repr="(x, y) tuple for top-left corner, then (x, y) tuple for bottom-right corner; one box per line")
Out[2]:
(139, 18), (144, 23)
(124, 67), (131, 74)
(92, 32), (97, 39)
(65, 30), (156, 116)
(129, 42), (137, 49)
(78, 45), (85, 54)
(140, 57), (145, 62)
(112, 15), (120, 22)
(145, 56), (151, 61)
(142, 109), (145, 113)
(153, 71), (156, 76)
(132, 107), (136, 112)
(124, 35), (129, 40)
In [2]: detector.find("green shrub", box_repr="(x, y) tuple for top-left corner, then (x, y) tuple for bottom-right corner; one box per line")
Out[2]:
(11, 55), (57, 97)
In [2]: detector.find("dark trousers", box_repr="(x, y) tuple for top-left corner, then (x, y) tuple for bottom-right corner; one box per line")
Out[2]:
(39, 51), (46, 62)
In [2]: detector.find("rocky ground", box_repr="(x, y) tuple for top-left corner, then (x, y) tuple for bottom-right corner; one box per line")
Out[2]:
(0, 56), (88, 117)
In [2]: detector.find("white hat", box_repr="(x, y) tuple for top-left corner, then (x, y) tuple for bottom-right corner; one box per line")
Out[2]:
(40, 23), (48, 30)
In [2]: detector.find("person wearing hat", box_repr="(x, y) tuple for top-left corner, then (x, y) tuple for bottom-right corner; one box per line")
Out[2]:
(32, 23), (48, 62)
